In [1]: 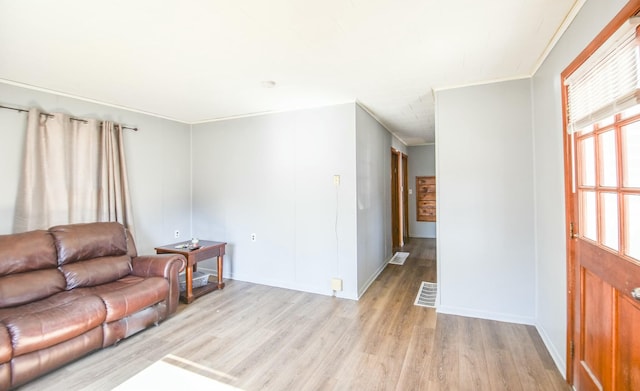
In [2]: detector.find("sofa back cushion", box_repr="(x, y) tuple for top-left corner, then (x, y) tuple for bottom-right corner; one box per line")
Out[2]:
(0, 230), (57, 274)
(61, 255), (132, 289)
(0, 231), (65, 308)
(50, 222), (128, 265)
(125, 229), (138, 258)
(0, 270), (67, 308)
(50, 222), (132, 288)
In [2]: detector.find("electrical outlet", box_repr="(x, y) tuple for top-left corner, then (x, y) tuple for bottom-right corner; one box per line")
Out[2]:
(250, 233), (256, 242)
(174, 230), (180, 238)
(331, 278), (343, 291)
(333, 175), (341, 186)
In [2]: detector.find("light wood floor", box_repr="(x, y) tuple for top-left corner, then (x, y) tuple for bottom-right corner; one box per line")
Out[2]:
(19, 238), (569, 390)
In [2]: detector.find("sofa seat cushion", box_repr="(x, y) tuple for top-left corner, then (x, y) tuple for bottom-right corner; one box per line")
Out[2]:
(83, 275), (169, 323)
(0, 292), (106, 357)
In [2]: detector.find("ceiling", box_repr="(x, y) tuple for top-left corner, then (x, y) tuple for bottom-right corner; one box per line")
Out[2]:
(0, 0), (582, 145)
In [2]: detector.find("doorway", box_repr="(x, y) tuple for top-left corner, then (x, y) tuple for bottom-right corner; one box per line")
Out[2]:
(391, 148), (408, 249)
(402, 153), (409, 243)
(391, 149), (401, 248)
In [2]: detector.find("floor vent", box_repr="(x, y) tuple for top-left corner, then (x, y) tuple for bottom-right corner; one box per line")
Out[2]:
(388, 252), (410, 265)
(414, 281), (437, 308)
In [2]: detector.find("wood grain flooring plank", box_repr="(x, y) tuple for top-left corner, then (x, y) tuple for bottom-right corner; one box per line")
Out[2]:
(394, 322), (436, 391)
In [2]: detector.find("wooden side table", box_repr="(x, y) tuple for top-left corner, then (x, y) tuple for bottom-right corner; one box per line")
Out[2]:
(155, 240), (227, 304)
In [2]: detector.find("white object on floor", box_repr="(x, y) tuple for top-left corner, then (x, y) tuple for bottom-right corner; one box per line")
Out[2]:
(414, 281), (437, 308)
(113, 358), (243, 391)
(388, 252), (410, 265)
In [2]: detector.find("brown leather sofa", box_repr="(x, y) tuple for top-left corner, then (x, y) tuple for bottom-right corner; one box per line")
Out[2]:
(0, 222), (186, 390)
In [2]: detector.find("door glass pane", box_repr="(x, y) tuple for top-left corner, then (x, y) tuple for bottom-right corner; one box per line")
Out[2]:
(625, 195), (640, 260)
(601, 193), (619, 250)
(622, 122), (640, 188)
(581, 191), (597, 241)
(580, 137), (596, 186)
(599, 130), (617, 187)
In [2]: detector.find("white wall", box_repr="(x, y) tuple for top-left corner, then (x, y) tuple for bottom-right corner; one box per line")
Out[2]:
(191, 104), (359, 299)
(435, 78), (536, 324)
(355, 104), (394, 296)
(391, 137), (407, 155)
(408, 144), (436, 238)
(0, 82), (191, 254)
(531, 0), (629, 376)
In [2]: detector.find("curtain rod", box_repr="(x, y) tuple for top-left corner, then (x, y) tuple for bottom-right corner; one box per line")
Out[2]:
(0, 104), (139, 131)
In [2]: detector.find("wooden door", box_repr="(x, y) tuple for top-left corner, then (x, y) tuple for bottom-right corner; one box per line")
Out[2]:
(391, 149), (401, 248)
(563, 3), (640, 390)
(402, 153), (409, 241)
(567, 111), (640, 390)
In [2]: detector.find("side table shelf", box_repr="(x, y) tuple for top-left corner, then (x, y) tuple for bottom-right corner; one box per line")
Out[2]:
(155, 240), (227, 304)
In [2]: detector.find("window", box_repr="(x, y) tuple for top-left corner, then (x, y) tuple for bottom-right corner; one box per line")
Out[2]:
(566, 20), (640, 261)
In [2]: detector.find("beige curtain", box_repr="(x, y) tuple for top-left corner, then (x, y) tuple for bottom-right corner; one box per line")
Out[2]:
(14, 108), (135, 233)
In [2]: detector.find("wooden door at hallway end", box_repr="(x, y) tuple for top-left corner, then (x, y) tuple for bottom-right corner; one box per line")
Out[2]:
(402, 153), (409, 243)
(391, 149), (401, 248)
(391, 149), (408, 248)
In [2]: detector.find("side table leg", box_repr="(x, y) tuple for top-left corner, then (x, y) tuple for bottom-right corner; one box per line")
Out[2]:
(217, 255), (225, 289)
(185, 265), (194, 303)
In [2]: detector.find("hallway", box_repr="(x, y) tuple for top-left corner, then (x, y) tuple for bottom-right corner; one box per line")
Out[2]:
(388, 237), (568, 390)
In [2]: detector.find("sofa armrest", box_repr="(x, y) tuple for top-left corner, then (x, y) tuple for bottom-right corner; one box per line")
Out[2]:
(131, 254), (186, 279)
(131, 254), (186, 316)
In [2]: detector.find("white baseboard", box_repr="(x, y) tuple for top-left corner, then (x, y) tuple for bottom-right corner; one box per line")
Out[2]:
(535, 322), (567, 379)
(436, 305), (535, 325)
(200, 267), (359, 300)
(357, 255), (393, 299)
